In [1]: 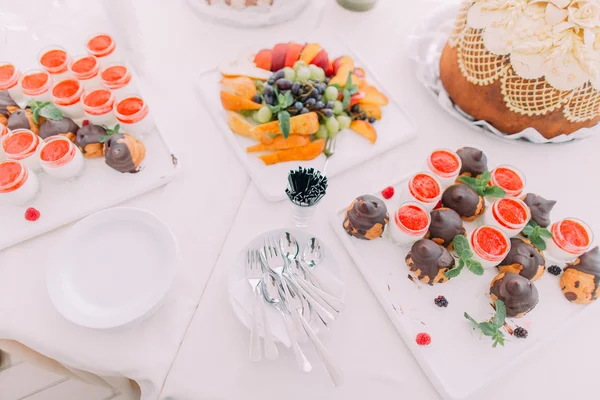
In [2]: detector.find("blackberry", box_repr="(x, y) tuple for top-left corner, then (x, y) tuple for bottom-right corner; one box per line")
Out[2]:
(434, 295), (448, 308)
(548, 265), (562, 276)
(513, 327), (528, 339)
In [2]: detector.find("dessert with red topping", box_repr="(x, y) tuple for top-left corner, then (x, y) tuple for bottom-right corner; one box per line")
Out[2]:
(490, 165), (525, 197)
(0, 161), (39, 205)
(82, 89), (116, 127)
(426, 208), (465, 249)
(497, 238), (545, 281)
(86, 34), (118, 67)
(405, 239), (455, 285)
(343, 195), (389, 240)
(51, 79), (84, 119)
(426, 149), (462, 188)
(1, 129), (41, 172)
(561, 246), (600, 304)
(20, 70), (52, 102)
(38, 46), (70, 81)
(101, 64), (134, 99)
(389, 202), (431, 246)
(401, 172), (442, 211)
(38, 136), (84, 180)
(469, 226), (511, 269)
(490, 272), (538, 318)
(483, 197), (531, 237)
(69, 54), (100, 90)
(441, 183), (484, 221)
(114, 96), (153, 138)
(0, 63), (23, 104)
(546, 218), (593, 262)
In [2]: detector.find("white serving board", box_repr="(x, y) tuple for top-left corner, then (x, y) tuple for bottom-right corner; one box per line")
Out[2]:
(0, 2), (180, 250)
(329, 171), (597, 400)
(196, 31), (417, 202)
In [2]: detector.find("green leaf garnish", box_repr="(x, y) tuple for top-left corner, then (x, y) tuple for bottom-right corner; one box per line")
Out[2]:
(444, 261), (464, 279)
(342, 89), (351, 108)
(278, 111), (291, 139)
(458, 170), (506, 198)
(27, 100), (63, 124)
(99, 124), (120, 143)
(464, 299), (507, 348)
(522, 220), (552, 251)
(465, 259), (484, 276)
(445, 235), (483, 278)
(453, 235), (473, 260)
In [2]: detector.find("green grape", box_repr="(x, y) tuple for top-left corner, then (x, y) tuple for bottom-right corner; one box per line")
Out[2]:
(293, 60), (308, 71)
(315, 124), (328, 139)
(282, 67), (296, 82)
(325, 86), (339, 102)
(296, 67), (311, 82)
(255, 106), (272, 124)
(337, 115), (352, 130)
(332, 101), (344, 115)
(325, 117), (340, 136)
(254, 80), (265, 94)
(309, 65), (325, 81)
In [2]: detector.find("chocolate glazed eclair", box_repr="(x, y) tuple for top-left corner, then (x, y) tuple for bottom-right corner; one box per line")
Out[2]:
(343, 195), (389, 240)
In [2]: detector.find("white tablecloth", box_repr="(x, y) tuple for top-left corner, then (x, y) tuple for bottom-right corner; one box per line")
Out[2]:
(159, 1), (600, 399)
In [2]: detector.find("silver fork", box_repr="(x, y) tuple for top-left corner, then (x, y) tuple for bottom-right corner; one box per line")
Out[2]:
(322, 136), (337, 176)
(246, 249), (263, 362)
(253, 250), (278, 360)
(261, 237), (308, 343)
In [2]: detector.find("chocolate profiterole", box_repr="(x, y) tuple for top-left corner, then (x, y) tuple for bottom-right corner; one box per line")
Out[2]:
(522, 193), (556, 228)
(498, 238), (545, 281)
(441, 184), (485, 221)
(490, 272), (539, 318)
(425, 208), (466, 249)
(76, 123), (106, 158)
(343, 195), (389, 240)
(39, 117), (79, 140)
(561, 246), (600, 304)
(456, 147), (487, 177)
(7, 108), (39, 135)
(0, 90), (18, 125)
(405, 239), (455, 285)
(104, 133), (146, 173)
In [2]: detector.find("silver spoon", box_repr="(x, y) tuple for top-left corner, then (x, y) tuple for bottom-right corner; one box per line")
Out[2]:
(280, 232), (299, 262)
(301, 238), (345, 312)
(262, 273), (312, 373)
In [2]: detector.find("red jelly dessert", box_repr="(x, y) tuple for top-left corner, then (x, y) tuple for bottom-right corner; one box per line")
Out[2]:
(491, 165), (525, 196)
(409, 173), (441, 202)
(397, 204), (429, 232)
(474, 226), (509, 257)
(490, 197), (530, 232)
(52, 79), (82, 106)
(430, 149), (460, 175)
(87, 34), (115, 57)
(21, 71), (50, 96)
(40, 138), (70, 162)
(40, 48), (69, 74)
(0, 161), (26, 192)
(3, 130), (36, 156)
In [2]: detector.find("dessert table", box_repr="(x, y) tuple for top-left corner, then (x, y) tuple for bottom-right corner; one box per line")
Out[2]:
(159, 1), (600, 400)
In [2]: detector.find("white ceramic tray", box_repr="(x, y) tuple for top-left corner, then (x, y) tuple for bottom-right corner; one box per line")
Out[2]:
(0, 3), (180, 250)
(197, 31), (417, 202)
(329, 168), (597, 399)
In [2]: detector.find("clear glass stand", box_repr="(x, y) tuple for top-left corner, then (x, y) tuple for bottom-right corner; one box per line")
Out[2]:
(291, 203), (317, 228)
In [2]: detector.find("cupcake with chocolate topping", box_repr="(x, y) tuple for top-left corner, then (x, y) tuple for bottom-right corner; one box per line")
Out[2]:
(457, 147), (487, 178)
(498, 238), (545, 281)
(441, 184), (485, 221)
(522, 193), (556, 228)
(490, 272), (539, 318)
(104, 133), (146, 173)
(561, 246), (600, 304)
(76, 123), (106, 158)
(7, 108), (39, 135)
(39, 117), (79, 140)
(0, 90), (18, 125)
(405, 239), (455, 285)
(425, 208), (465, 249)
(343, 195), (389, 240)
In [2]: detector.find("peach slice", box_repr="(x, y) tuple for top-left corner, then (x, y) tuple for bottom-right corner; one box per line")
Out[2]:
(246, 135), (309, 152)
(227, 111), (257, 139)
(253, 112), (320, 144)
(328, 65), (356, 87)
(254, 49), (273, 71)
(359, 86), (389, 106)
(285, 43), (305, 68)
(220, 76), (257, 99)
(259, 139), (325, 166)
(349, 91), (366, 107)
(350, 120), (377, 144)
(310, 49), (329, 71)
(300, 43), (322, 64)
(219, 60), (272, 81)
(358, 104), (382, 120)
(353, 67), (366, 78)
(326, 60), (334, 77)
(220, 91), (262, 111)
(333, 56), (355, 74)
(271, 43), (289, 72)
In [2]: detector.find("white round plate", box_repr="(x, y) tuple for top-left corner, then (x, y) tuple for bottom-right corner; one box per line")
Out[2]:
(228, 228), (345, 347)
(47, 207), (179, 329)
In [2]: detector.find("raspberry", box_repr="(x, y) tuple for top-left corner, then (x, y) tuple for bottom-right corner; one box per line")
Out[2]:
(82, 120), (90, 126)
(434, 295), (448, 307)
(513, 327), (528, 339)
(24, 207), (40, 222)
(416, 332), (431, 346)
(547, 265), (562, 276)
(382, 186), (395, 199)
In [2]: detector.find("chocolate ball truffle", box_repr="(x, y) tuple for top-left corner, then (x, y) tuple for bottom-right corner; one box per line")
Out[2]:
(490, 272), (539, 318)
(522, 193), (556, 228)
(7, 108), (39, 135)
(405, 239), (455, 285)
(426, 208), (466, 249)
(39, 117), (79, 140)
(561, 246), (600, 304)
(457, 147), (487, 177)
(104, 133), (146, 173)
(497, 238), (545, 281)
(343, 195), (389, 240)
(0, 90), (18, 125)
(441, 184), (485, 221)
(76, 123), (107, 158)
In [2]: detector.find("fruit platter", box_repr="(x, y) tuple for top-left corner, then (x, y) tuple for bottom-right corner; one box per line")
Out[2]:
(0, 32), (179, 251)
(330, 147), (598, 400)
(197, 33), (416, 201)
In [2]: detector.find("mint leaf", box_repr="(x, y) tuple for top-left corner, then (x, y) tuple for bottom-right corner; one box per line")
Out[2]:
(283, 91), (294, 108)
(344, 71), (354, 89)
(492, 331), (505, 348)
(529, 235), (547, 251)
(478, 322), (498, 336)
(278, 111), (291, 139)
(342, 89), (351, 108)
(479, 170), (491, 182)
(445, 260), (464, 278)
(458, 171), (501, 198)
(453, 234), (472, 260)
(32, 107), (41, 125)
(493, 299), (506, 328)
(464, 312), (479, 326)
(38, 103), (63, 121)
(538, 227), (552, 238)
(268, 104), (281, 114)
(484, 186), (506, 198)
(329, 83), (342, 91)
(465, 259), (484, 276)
(522, 225), (535, 236)
(457, 175), (478, 186)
